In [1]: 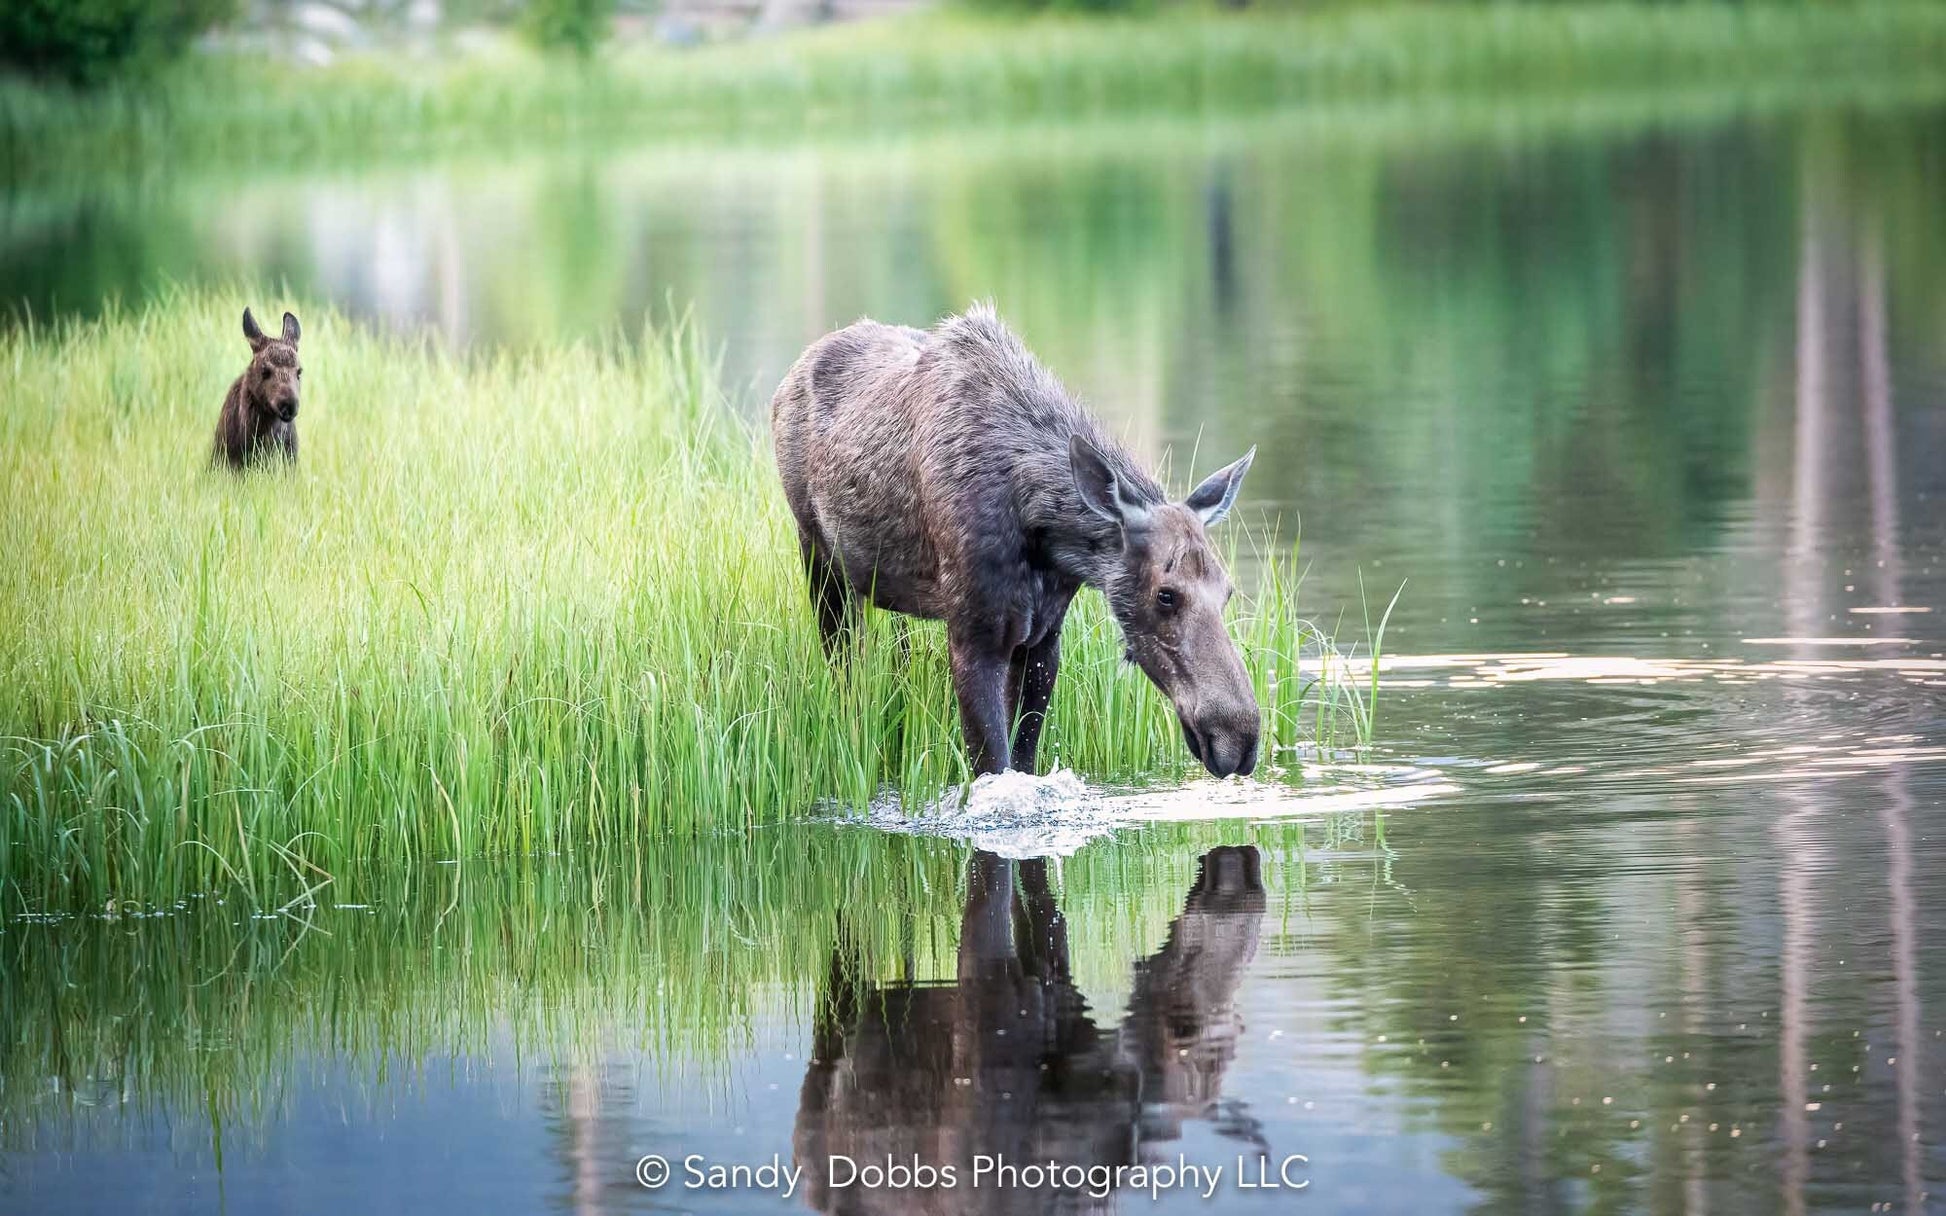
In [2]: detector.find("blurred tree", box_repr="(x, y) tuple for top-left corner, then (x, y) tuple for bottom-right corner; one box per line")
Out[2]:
(521, 0), (615, 55)
(959, 0), (1154, 13)
(0, 0), (237, 84)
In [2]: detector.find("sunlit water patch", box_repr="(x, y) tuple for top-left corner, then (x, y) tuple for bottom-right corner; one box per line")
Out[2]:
(1370, 648), (1946, 806)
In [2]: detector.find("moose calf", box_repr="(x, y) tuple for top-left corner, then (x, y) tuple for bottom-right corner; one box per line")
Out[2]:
(213, 308), (302, 469)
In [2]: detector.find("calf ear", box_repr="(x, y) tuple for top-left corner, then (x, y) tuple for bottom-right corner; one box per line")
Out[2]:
(1071, 434), (1152, 531)
(1185, 446), (1256, 526)
(281, 311), (301, 346)
(242, 308), (268, 351)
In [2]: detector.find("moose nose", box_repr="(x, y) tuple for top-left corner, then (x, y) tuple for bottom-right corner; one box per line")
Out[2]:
(1181, 719), (1207, 767)
(1183, 708), (1260, 778)
(1231, 729), (1260, 777)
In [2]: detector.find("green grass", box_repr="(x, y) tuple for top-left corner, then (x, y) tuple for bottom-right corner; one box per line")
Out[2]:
(7, 2), (1946, 179)
(0, 288), (1363, 914)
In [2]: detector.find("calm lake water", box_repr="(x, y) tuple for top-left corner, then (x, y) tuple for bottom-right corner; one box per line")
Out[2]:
(6, 94), (1946, 1213)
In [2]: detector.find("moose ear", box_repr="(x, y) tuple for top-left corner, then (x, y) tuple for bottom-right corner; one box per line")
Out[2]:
(281, 311), (301, 346)
(1071, 434), (1152, 531)
(242, 307), (268, 351)
(1185, 446), (1256, 526)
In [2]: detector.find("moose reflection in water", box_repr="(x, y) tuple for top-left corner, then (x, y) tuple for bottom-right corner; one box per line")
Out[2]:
(794, 846), (1266, 1213)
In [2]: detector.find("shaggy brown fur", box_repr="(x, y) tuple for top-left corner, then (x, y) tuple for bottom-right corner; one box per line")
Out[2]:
(212, 308), (302, 470)
(772, 304), (1261, 777)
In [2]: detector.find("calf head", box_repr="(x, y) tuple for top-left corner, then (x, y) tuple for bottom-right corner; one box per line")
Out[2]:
(241, 308), (303, 423)
(1072, 436), (1261, 777)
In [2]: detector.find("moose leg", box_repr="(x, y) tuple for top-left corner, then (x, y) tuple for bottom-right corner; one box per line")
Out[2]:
(1010, 609), (1068, 772)
(948, 630), (1014, 777)
(799, 532), (856, 658)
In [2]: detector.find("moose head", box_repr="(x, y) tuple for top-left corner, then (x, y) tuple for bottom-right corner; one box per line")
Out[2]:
(1072, 436), (1261, 778)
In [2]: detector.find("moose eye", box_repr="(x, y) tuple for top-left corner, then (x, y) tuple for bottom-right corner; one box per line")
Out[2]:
(1156, 588), (1180, 613)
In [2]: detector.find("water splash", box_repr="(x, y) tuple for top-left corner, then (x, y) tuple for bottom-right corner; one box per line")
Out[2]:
(865, 766), (1455, 858)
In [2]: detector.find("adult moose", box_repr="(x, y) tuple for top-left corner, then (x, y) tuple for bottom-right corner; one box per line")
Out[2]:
(212, 307), (302, 469)
(772, 305), (1261, 778)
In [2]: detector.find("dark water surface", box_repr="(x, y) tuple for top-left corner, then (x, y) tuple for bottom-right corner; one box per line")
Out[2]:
(6, 97), (1946, 1213)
